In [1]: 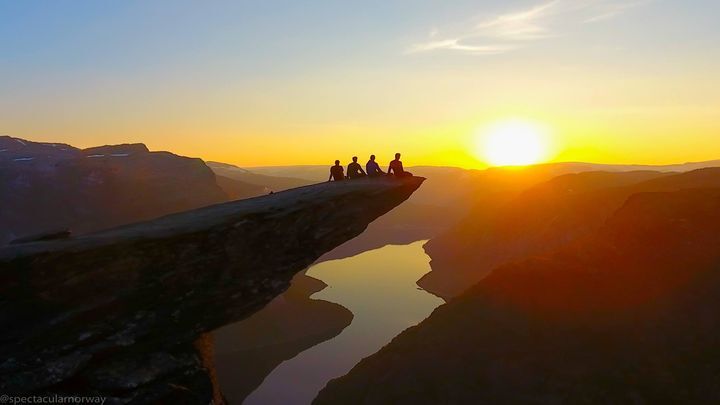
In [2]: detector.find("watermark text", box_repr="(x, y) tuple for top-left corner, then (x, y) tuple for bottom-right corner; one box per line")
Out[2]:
(0, 395), (106, 404)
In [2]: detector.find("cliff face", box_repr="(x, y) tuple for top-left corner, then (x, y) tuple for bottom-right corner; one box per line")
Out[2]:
(0, 176), (423, 403)
(316, 187), (720, 404)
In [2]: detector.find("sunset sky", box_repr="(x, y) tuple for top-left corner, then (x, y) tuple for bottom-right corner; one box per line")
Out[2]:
(2, 0), (719, 168)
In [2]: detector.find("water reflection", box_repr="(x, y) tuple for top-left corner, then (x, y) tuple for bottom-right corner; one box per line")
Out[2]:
(244, 240), (443, 405)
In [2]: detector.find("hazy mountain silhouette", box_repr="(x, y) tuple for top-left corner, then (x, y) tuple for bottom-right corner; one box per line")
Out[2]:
(0, 136), (231, 245)
(423, 167), (720, 299)
(316, 185), (720, 404)
(214, 174), (267, 200)
(207, 161), (313, 192)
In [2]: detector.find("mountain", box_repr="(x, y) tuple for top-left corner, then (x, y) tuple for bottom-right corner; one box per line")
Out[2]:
(423, 167), (720, 299)
(214, 174), (267, 200)
(207, 161), (313, 192)
(316, 185), (720, 404)
(0, 176), (423, 403)
(246, 165), (330, 182)
(0, 136), (229, 245)
(569, 159), (720, 173)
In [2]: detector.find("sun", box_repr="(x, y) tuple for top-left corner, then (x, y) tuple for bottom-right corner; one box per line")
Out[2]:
(475, 119), (551, 166)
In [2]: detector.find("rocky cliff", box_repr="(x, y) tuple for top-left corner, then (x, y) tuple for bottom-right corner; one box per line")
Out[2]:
(0, 176), (423, 403)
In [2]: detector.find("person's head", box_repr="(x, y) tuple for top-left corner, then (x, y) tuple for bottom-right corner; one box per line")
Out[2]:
(352, 156), (358, 163)
(395, 153), (401, 160)
(334, 160), (340, 166)
(370, 154), (376, 161)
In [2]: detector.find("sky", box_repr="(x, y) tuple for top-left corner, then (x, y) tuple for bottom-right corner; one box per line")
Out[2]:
(1, 0), (719, 168)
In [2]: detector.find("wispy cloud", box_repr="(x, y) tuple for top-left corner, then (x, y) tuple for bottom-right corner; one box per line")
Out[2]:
(408, 40), (518, 56)
(582, 0), (650, 23)
(407, 0), (650, 56)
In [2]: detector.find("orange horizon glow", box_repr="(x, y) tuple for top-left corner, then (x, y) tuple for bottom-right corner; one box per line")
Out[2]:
(10, 108), (720, 170)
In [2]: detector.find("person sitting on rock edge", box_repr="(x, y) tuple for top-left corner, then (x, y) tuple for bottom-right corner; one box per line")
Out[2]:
(388, 153), (412, 177)
(328, 160), (345, 182)
(366, 154), (385, 177)
(347, 156), (367, 179)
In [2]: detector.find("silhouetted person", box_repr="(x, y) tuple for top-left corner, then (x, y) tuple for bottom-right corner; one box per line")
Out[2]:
(328, 160), (345, 182)
(388, 153), (412, 177)
(366, 154), (386, 177)
(347, 156), (367, 179)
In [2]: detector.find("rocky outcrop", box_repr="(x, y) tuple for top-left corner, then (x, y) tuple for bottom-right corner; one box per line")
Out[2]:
(316, 187), (720, 404)
(0, 176), (423, 403)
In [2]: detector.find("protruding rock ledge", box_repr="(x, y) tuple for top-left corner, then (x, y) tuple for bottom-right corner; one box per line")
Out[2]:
(0, 176), (423, 403)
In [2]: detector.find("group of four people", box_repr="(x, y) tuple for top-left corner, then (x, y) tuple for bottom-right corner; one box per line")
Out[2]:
(329, 153), (412, 181)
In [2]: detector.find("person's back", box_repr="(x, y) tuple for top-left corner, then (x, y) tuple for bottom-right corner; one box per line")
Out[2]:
(388, 159), (404, 174)
(388, 153), (412, 177)
(366, 154), (384, 177)
(329, 160), (345, 181)
(347, 156), (366, 179)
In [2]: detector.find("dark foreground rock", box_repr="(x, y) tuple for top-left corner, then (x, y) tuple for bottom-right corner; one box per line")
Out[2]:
(0, 176), (423, 403)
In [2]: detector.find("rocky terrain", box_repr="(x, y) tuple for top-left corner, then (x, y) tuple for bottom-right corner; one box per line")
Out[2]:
(0, 176), (423, 403)
(316, 185), (720, 404)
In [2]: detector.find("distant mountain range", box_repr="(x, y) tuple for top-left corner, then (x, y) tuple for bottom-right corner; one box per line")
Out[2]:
(423, 167), (720, 299)
(207, 161), (313, 193)
(0, 136), (228, 245)
(0, 137), (310, 245)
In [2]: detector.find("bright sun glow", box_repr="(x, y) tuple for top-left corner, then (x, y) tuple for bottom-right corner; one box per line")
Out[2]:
(476, 119), (551, 166)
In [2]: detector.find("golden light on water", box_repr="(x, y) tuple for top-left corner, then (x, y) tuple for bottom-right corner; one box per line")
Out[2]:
(475, 119), (553, 166)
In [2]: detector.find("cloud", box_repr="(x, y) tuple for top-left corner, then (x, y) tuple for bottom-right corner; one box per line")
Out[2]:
(407, 39), (517, 55)
(407, 0), (650, 56)
(472, 0), (559, 41)
(582, 0), (650, 23)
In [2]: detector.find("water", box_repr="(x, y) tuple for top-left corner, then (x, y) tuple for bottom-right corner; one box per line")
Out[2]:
(243, 240), (443, 405)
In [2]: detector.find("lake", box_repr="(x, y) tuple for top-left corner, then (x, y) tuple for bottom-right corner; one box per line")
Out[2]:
(240, 240), (443, 404)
